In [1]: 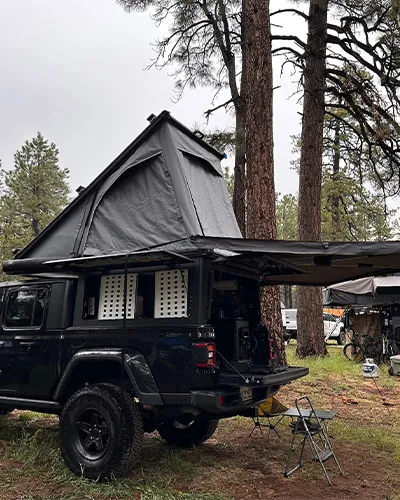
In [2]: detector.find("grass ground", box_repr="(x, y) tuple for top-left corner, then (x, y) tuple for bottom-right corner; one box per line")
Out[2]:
(0, 345), (400, 499)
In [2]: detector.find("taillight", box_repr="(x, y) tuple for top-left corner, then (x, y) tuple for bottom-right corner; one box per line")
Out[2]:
(193, 342), (216, 368)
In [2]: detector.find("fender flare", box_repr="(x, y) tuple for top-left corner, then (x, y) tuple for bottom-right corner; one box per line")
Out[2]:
(53, 348), (163, 405)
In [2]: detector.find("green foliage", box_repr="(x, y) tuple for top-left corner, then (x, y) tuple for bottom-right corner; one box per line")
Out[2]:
(204, 129), (235, 154)
(0, 133), (70, 267)
(290, 96), (400, 242)
(276, 194), (298, 240)
(223, 166), (234, 199)
(321, 167), (399, 241)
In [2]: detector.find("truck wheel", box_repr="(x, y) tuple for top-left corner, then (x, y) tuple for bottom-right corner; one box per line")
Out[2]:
(337, 329), (346, 345)
(59, 384), (143, 479)
(158, 417), (218, 447)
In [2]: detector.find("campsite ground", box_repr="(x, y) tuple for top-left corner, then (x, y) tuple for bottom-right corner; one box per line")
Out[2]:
(0, 345), (399, 500)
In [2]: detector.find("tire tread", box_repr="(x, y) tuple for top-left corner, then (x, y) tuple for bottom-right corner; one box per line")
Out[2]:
(59, 383), (143, 479)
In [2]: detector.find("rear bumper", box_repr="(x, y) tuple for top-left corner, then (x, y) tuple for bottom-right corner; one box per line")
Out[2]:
(190, 366), (308, 416)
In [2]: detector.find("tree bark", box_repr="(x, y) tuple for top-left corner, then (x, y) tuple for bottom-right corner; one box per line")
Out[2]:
(243, 0), (286, 365)
(284, 285), (293, 309)
(31, 217), (40, 237)
(233, 100), (247, 236)
(331, 112), (341, 238)
(201, 1), (247, 235)
(296, 0), (329, 358)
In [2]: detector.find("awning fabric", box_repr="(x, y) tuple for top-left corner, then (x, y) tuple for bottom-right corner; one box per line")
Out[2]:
(5, 235), (400, 287)
(4, 112), (400, 287)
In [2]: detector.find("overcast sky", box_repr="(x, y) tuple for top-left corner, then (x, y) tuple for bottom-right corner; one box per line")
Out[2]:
(0, 0), (306, 197)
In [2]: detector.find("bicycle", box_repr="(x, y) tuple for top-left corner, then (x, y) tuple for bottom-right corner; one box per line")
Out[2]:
(378, 326), (400, 365)
(343, 328), (379, 362)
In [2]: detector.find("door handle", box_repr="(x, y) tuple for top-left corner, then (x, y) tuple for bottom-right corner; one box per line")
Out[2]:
(0, 341), (4, 348)
(20, 341), (35, 352)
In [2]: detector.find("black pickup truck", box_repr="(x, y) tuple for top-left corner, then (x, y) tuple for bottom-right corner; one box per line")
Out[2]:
(0, 249), (308, 479)
(3, 110), (398, 480)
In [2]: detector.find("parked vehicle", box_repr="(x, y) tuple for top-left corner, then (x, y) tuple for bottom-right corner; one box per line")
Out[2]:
(284, 309), (298, 339)
(0, 257), (308, 479)
(284, 309), (345, 344)
(323, 312), (346, 344)
(281, 308), (288, 340)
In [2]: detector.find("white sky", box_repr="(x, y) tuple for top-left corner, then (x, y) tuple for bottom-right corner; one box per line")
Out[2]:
(0, 0), (306, 197)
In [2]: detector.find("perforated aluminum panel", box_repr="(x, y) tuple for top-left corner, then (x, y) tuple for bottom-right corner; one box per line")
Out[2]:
(98, 273), (137, 320)
(155, 269), (188, 318)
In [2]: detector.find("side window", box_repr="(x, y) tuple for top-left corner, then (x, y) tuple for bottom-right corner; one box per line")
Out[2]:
(5, 288), (48, 328)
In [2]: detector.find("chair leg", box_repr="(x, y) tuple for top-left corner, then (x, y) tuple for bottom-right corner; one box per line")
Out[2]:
(269, 415), (285, 439)
(284, 418), (307, 478)
(249, 417), (263, 437)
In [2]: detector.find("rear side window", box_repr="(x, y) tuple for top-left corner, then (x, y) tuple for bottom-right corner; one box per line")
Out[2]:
(5, 288), (48, 328)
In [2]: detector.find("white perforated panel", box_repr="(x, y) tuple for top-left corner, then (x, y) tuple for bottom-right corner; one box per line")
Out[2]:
(155, 269), (188, 318)
(98, 273), (137, 320)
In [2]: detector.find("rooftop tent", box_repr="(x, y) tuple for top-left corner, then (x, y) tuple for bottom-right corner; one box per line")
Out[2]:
(323, 276), (400, 306)
(7, 111), (400, 285)
(15, 111), (241, 260)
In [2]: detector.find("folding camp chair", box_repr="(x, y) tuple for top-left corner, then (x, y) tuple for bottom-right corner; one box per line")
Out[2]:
(249, 396), (288, 439)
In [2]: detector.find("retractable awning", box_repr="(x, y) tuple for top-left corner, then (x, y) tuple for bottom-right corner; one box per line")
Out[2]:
(4, 236), (400, 286)
(3, 250), (192, 274)
(152, 236), (400, 286)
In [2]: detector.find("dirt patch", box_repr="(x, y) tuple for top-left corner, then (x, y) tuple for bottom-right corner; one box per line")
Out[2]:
(155, 421), (400, 500)
(0, 361), (399, 499)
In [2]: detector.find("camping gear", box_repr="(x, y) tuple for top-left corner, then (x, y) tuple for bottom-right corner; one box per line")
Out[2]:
(249, 397), (288, 438)
(390, 354), (400, 375)
(7, 235), (400, 286)
(324, 276), (400, 306)
(6, 110), (400, 286)
(362, 358), (378, 378)
(284, 396), (342, 486)
(343, 330), (379, 362)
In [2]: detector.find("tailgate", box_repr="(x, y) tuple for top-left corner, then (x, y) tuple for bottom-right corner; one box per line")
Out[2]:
(218, 366), (309, 387)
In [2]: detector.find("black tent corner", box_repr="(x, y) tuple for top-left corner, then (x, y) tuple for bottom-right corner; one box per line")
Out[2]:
(15, 110), (241, 261)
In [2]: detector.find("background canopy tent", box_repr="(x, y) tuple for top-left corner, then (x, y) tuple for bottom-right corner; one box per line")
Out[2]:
(323, 276), (400, 306)
(5, 111), (400, 286)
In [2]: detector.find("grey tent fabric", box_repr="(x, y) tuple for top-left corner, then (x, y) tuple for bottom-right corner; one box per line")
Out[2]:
(180, 152), (239, 237)
(9, 110), (400, 286)
(24, 194), (94, 258)
(323, 276), (400, 306)
(84, 154), (186, 255)
(15, 111), (241, 261)
(170, 125), (224, 176)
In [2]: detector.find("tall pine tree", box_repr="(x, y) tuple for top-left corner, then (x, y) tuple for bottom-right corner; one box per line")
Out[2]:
(0, 133), (70, 264)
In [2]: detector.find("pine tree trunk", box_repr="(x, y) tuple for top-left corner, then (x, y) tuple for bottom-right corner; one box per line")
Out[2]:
(32, 218), (40, 237)
(331, 113), (341, 238)
(233, 101), (246, 236)
(243, 0), (286, 365)
(296, 0), (329, 358)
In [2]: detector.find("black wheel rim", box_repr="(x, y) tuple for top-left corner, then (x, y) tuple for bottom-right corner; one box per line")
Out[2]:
(73, 408), (111, 461)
